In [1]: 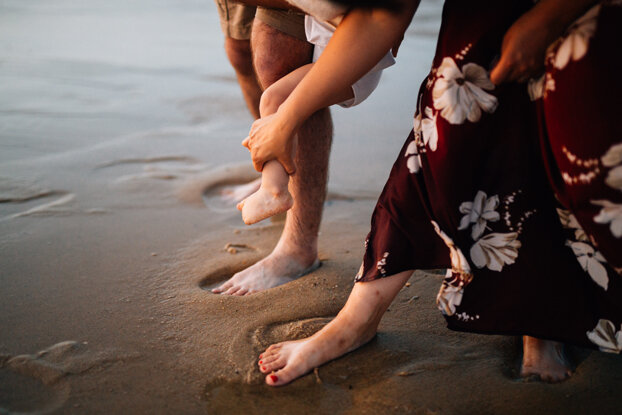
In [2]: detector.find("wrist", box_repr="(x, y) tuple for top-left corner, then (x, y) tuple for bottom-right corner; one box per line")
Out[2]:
(275, 103), (304, 137)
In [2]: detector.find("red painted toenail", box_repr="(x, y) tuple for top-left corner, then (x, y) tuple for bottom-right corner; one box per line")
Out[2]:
(270, 375), (278, 383)
(262, 366), (267, 371)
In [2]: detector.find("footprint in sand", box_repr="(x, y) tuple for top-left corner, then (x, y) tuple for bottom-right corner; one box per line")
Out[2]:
(0, 341), (139, 414)
(203, 317), (353, 413)
(191, 164), (260, 211)
(98, 155), (206, 184)
(0, 177), (82, 221)
(203, 317), (415, 412)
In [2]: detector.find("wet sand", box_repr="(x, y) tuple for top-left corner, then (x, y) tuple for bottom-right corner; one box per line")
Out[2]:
(1, 0), (622, 414)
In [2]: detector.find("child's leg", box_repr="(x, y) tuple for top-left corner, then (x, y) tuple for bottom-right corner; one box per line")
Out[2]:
(258, 270), (413, 386)
(237, 65), (311, 224)
(238, 63), (354, 225)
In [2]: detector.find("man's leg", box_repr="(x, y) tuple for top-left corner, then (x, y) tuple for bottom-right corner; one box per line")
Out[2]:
(223, 37), (262, 119)
(214, 0), (263, 203)
(214, 19), (332, 295)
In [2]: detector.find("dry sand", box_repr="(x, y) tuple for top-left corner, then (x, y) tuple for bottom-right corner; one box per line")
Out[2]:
(1, 0), (621, 414)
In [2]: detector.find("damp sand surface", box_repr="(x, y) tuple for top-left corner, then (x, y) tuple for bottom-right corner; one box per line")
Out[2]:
(2, 1), (622, 414)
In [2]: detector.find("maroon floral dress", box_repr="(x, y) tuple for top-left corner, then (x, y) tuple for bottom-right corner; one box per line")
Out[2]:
(357, 0), (622, 352)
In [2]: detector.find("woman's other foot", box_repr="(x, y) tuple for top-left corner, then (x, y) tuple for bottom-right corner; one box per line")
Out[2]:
(521, 336), (572, 382)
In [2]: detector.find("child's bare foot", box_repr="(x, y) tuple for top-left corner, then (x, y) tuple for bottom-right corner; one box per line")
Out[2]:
(521, 336), (572, 382)
(220, 178), (261, 204)
(237, 186), (293, 225)
(257, 271), (413, 385)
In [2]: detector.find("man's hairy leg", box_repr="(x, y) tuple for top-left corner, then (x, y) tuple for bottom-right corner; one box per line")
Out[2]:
(213, 21), (332, 295)
(219, 37), (263, 205)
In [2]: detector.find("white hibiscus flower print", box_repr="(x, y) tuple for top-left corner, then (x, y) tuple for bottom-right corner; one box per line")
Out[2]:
(470, 232), (521, 272)
(552, 4), (601, 70)
(431, 220), (472, 276)
(557, 208), (589, 242)
(458, 191), (501, 240)
(436, 270), (473, 317)
(413, 111), (422, 136)
(405, 140), (422, 174)
(593, 200), (622, 238)
(605, 165), (622, 192)
(437, 272), (464, 316)
(421, 106), (439, 151)
(601, 142), (622, 167)
(377, 252), (390, 276)
(432, 57), (498, 125)
(587, 319), (622, 353)
(527, 73), (555, 101)
(567, 241), (609, 290)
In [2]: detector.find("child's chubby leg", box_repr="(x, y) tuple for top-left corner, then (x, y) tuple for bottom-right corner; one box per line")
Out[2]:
(236, 65), (311, 225)
(257, 270), (413, 386)
(238, 63), (355, 225)
(237, 160), (294, 224)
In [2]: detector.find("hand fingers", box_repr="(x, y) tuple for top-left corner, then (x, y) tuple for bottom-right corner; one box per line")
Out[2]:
(252, 157), (264, 172)
(490, 57), (512, 86)
(280, 156), (296, 175)
(242, 136), (250, 149)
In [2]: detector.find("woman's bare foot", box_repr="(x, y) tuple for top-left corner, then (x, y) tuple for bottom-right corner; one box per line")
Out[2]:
(521, 336), (572, 382)
(220, 178), (261, 205)
(257, 271), (413, 385)
(237, 186), (293, 225)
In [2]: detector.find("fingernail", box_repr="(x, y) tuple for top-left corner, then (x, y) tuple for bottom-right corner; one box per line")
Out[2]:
(261, 366), (267, 371)
(259, 360), (263, 364)
(259, 354), (263, 358)
(270, 375), (278, 383)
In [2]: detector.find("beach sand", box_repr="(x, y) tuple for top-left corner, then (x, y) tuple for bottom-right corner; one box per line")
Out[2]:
(1, 1), (621, 413)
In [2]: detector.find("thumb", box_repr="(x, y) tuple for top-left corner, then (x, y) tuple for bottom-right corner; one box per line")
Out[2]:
(242, 136), (250, 149)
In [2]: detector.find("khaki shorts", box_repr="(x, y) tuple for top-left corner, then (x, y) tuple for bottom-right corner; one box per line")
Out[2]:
(214, 0), (306, 41)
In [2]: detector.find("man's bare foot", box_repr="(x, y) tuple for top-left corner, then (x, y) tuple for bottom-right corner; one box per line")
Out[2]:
(257, 271), (413, 385)
(220, 178), (261, 205)
(521, 336), (572, 382)
(211, 252), (320, 295)
(237, 187), (294, 225)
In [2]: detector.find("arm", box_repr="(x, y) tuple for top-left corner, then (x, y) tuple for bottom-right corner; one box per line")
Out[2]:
(245, 1), (419, 172)
(490, 0), (600, 85)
